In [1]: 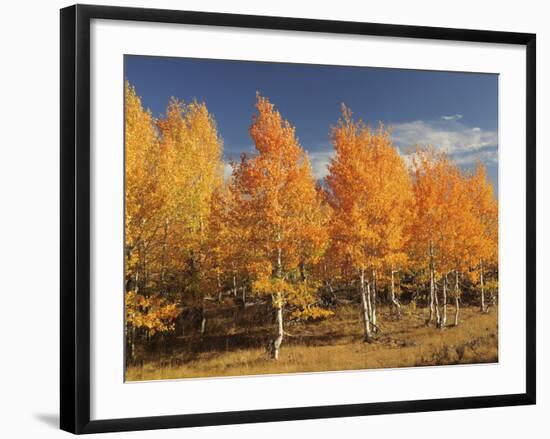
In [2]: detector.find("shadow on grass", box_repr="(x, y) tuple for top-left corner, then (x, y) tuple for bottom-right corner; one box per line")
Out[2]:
(130, 330), (359, 368)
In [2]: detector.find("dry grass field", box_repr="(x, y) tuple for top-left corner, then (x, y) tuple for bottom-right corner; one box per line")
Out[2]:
(126, 304), (498, 381)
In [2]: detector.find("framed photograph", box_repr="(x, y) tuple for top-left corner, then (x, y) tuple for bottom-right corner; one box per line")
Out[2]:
(60, 4), (536, 434)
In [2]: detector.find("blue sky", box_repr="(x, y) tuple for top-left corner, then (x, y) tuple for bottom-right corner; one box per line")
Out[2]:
(125, 55), (498, 191)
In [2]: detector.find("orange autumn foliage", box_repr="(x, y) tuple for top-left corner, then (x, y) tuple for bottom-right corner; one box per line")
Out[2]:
(409, 148), (497, 278)
(126, 291), (180, 335)
(327, 106), (413, 277)
(230, 94), (328, 317)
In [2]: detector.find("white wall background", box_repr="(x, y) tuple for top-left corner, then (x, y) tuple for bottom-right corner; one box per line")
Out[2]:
(0, 0), (546, 437)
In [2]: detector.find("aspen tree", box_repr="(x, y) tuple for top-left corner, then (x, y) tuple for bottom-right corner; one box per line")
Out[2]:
(231, 94), (327, 359)
(156, 97), (223, 306)
(327, 106), (412, 340)
(125, 81), (167, 354)
(410, 147), (470, 328)
(468, 163), (498, 312)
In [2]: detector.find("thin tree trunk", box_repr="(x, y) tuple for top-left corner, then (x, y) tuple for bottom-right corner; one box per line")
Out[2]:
(428, 241), (435, 325)
(217, 272), (223, 302)
(480, 259), (486, 313)
(232, 275), (237, 298)
(160, 219), (169, 290)
(272, 292), (284, 360)
(366, 278), (373, 330)
(143, 260), (148, 291)
(130, 321), (136, 360)
(434, 273), (441, 327)
(454, 270), (460, 326)
(271, 245), (285, 360)
(371, 270), (377, 332)
(426, 268), (435, 325)
(200, 299), (207, 335)
(130, 270), (140, 360)
(440, 273), (448, 328)
(390, 269), (401, 318)
(360, 269), (373, 343)
(200, 315), (207, 334)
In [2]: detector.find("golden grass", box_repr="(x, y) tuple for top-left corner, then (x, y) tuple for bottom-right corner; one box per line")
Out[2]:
(126, 305), (498, 381)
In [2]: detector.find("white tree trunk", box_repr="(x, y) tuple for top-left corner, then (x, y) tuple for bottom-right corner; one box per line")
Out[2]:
(434, 273), (441, 327)
(428, 266), (435, 325)
(272, 292), (284, 360)
(366, 277), (373, 326)
(200, 299), (207, 334)
(480, 259), (486, 313)
(428, 242), (435, 325)
(276, 246), (282, 278)
(440, 273), (448, 328)
(371, 270), (377, 332)
(271, 246), (285, 360)
(390, 270), (401, 318)
(360, 270), (373, 343)
(454, 270), (460, 326)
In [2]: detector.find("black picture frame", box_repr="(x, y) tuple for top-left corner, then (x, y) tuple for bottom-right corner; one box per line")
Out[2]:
(60, 4), (536, 434)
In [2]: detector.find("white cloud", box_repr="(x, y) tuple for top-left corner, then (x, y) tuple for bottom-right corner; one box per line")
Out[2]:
(391, 121), (497, 155)
(223, 119), (496, 182)
(441, 114), (463, 121)
(308, 150), (335, 180)
(453, 149), (498, 166)
(223, 161), (233, 181)
(391, 120), (497, 166)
